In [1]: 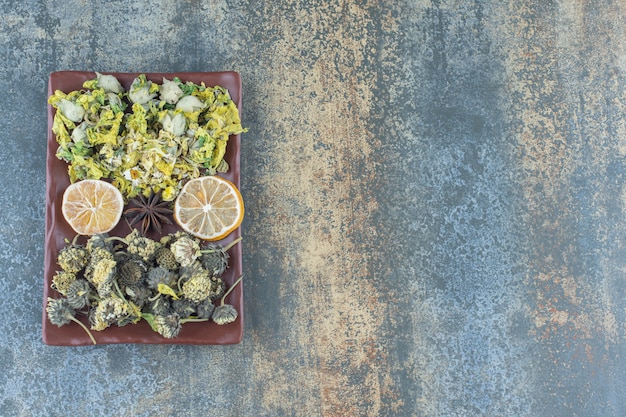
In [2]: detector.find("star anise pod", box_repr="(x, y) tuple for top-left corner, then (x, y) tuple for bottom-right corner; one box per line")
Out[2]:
(124, 192), (173, 235)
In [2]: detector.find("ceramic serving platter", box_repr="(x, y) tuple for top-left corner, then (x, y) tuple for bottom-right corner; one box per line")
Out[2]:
(43, 71), (243, 345)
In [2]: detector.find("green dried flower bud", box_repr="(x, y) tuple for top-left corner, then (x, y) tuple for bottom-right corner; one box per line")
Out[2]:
(171, 298), (196, 319)
(155, 246), (178, 270)
(195, 299), (216, 320)
(155, 313), (182, 339)
(51, 270), (78, 295)
(200, 248), (229, 276)
(57, 246), (89, 273)
(86, 233), (114, 253)
(125, 284), (152, 307)
(88, 258), (117, 297)
(66, 279), (92, 309)
(46, 298), (75, 326)
(146, 267), (177, 290)
(181, 272), (212, 303)
(117, 259), (146, 287)
(212, 304), (238, 325)
(91, 297), (131, 331)
(125, 229), (162, 262)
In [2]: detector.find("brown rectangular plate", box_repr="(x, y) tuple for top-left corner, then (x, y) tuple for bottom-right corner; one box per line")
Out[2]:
(43, 71), (243, 345)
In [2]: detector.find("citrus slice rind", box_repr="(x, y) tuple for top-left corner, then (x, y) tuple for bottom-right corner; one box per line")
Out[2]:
(61, 180), (124, 235)
(174, 176), (244, 241)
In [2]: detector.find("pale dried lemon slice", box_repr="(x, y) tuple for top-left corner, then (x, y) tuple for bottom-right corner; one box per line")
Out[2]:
(61, 180), (124, 235)
(174, 176), (244, 241)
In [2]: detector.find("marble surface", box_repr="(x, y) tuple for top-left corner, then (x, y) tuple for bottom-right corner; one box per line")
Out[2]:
(1, 0), (626, 416)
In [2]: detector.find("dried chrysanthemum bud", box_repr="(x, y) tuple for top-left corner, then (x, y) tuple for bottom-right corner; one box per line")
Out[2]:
(46, 297), (96, 344)
(88, 258), (117, 297)
(146, 267), (177, 290)
(211, 275), (243, 325)
(178, 260), (205, 282)
(125, 229), (162, 263)
(212, 304), (238, 325)
(181, 272), (212, 303)
(170, 236), (201, 267)
(51, 270), (77, 295)
(117, 258), (146, 287)
(199, 237), (241, 276)
(171, 298), (196, 319)
(65, 279), (92, 309)
(91, 297), (131, 331)
(159, 77), (184, 104)
(195, 299), (216, 320)
(147, 296), (172, 316)
(86, 233), (114, 253)
(57, 245), (89, 274)
(155, 246), (178, 270)
(125, 284), (152, 307)
(46, 297), (76, 327)
(155, 313), (182, 339)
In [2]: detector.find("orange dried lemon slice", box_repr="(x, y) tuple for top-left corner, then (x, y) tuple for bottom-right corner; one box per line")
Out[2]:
(174, 176), (244, 241)
(61, 180), (124, 235)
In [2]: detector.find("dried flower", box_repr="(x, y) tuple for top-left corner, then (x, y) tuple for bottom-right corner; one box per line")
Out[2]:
(175, 95), (205, 112)
(91, 297), (132, 331)
(170, 235), (201, 267)
(88, 258), (117, 297)
(181, 271), (212, 303)
(211, 275), (242, 325)
(52, 270), (77, 295)
(95, 72), (124, 94)
(199, 237), (241, 276)
(159, 77), (184, 104)
(146, 267), (177, 290)
(195, 299), (216, 320)
(86, 233), (114, 253)
(46, 297), (96, 344)
(155, 313), (182, 339)
(125, 284), (152, 307)
(128, 74), (157, 104)
(58, 98), (85, 122)
(57, 245), (89, 274)
(155, 246), (178, 270)
(171, 298), (196, 319)
(161, 111), (186, 136)
(124, 229), (162, 262)
(212, 304), (238, 325)
(117, 258), (146, 287)
(65, 279), (91, 309)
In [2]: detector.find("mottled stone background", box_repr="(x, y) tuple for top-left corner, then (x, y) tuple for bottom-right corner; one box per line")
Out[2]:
(1, 0), (626, 416)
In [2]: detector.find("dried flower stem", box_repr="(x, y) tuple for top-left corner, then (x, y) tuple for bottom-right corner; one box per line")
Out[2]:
(220, 275), (243, 306)
(69, 315), (97, 345)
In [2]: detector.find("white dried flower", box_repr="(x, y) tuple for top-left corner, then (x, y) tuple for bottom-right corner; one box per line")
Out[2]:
(170, 236), (201, 267)
(96, 72), (124, 93)
(161, 111), (186, 136)
(129, 76), (156, 104)
(160, 77), (184, 104)
(58, 99), (85, 122)
(176, 95), (205, 112)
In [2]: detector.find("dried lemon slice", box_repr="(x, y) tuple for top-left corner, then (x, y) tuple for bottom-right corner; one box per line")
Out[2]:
(174, 176), (244, 241)
(61, 180), (124, 235)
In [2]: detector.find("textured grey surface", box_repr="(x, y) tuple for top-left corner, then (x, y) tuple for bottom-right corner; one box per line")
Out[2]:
(2, 0), (626, 416)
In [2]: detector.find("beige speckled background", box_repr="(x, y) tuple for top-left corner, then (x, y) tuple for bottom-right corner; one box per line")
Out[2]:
(2, 0), (626, 415)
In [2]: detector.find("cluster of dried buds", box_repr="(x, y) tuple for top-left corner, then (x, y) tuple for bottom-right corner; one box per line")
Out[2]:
(46, 230), (242, 344)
